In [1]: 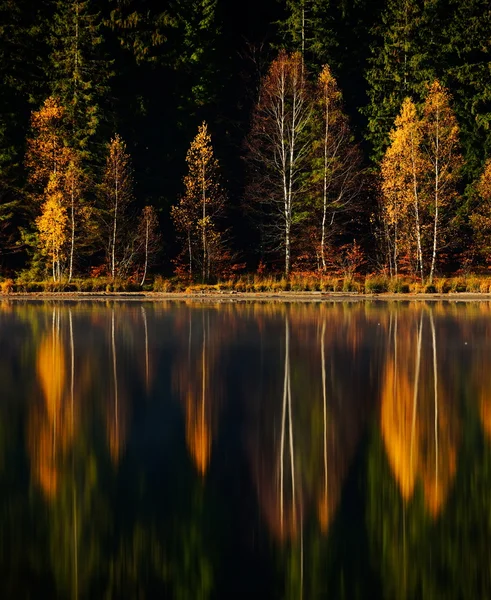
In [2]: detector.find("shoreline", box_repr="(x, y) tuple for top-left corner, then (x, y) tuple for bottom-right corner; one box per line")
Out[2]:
(2, 290), (491, 302)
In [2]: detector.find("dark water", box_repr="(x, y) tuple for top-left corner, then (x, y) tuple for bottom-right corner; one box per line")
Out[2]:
(0, 299), (490, 599)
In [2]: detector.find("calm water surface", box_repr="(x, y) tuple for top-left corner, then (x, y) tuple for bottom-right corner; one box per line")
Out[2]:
(0, 299), (490, 599)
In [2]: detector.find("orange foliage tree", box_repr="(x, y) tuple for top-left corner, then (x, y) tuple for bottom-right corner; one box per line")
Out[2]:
(171, 121), (226, 282)
(311, 64), (363, 272)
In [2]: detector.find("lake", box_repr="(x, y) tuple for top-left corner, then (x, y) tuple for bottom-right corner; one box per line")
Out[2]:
(0, 299), (490, 599)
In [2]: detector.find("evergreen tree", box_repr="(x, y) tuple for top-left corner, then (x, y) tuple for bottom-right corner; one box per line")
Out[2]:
(437, 0), (491, 177)
(364, 0), (433, 164)
(49, 0), (112, 158)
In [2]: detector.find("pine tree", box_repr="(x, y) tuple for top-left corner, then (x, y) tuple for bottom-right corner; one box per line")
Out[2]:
(49, 0), (112, 157)
(364, 0), (433, 164)
(437, 0), (491, 177)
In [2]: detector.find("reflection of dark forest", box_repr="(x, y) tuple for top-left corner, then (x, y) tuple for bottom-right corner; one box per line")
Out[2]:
(0, 300), (490, 598)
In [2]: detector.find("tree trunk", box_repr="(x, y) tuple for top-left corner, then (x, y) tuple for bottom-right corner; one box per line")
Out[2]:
(111, 167), (119, 280)
(140, 216), (149, 286)
(69, 179), (75, 283)
(430, 110), (440, 283)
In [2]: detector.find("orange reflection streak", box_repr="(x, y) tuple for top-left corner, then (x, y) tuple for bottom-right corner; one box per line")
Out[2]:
(29, 320), (72, 498)
(174, 309), (227, 477)
(380, 310), (458, 518)
(381, 353), (419, 502)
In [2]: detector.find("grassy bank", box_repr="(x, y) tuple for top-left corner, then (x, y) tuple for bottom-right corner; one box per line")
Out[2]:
(3, 273), (491, 295)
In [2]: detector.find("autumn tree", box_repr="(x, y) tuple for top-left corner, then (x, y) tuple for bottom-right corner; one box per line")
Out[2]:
(421, 81), (462, 281)
(246, 50), (311, 275)
(311, 64), (363, 271)
(26, 97), (70, 194)
(100, 134), (134, 279)
(381, 97), (426, 278)
(172, 121), (226, 282)
(470, 159), (491, 263)
(36, 173), (69, 281)
(136, 205), (161, 286)
(63, 153), (88, 282)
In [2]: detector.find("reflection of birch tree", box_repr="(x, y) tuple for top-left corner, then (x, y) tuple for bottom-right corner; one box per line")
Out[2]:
(174, 308), (225, 477)
(380, 307), (458, 517)
(106, 307), (127, 463)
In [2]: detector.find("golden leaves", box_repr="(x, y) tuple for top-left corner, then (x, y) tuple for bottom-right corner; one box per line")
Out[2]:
(36, 173), (69, 263)
(380, 314), (458, 518)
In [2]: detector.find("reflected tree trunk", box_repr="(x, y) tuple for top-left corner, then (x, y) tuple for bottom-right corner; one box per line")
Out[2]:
(141, 306), (149, 391)
(430, 311), (439, 500)
(279, 314), (296, 536)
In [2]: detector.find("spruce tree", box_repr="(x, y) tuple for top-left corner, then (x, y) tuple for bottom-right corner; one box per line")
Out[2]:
(364, 0), (433, 164)
(49, 0), (112, 158)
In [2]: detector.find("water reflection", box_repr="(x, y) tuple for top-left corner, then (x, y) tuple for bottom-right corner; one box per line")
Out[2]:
(1, 300), (491, 597)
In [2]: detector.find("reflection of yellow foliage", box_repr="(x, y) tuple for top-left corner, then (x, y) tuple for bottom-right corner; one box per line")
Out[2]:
(28, 406), (58, 498)
(29, 330), (73, 498)
(381, 356), (418, 502)
(380, 314), (458, 518)
(37, 335), (66, 422)
(185, 391), (211, 476)
(317, 490), (331, 534)
(106, 401), (127, 465)
(480, 393), (491, 440)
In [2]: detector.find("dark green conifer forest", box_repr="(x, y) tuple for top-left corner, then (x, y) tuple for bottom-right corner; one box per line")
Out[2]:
(1, 0), (491, 288)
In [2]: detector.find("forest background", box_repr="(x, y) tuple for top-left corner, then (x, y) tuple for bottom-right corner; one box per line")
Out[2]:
(1, 0), (491, 292)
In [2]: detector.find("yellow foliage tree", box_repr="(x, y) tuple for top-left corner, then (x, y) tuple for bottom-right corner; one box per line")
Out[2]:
(422, 81), (462, 282)
(470, 159), (491, 263)
(172, 121), (226, 282)
(381, 98), (426, 278)
(36, 173), (69, 281)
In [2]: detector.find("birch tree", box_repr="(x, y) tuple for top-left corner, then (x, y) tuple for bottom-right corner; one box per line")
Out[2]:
(136, 205), (160, 286)
(422, 81), (462, 282)
(312, 64), (363, 271)
(246, 50), (311, 276)
(381, 98), (426, 278)
(36, 172), (69, 281)
(100, 134), (134, 279)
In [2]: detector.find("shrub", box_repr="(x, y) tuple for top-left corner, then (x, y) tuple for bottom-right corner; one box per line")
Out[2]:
(450, 277), (467, 293)
(0, 278), (14, 294)
(435, 278), (451, 294)
(365, 275), (389, 294)
(424, 283), (437, 293)
(388, 277), (410, 294)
